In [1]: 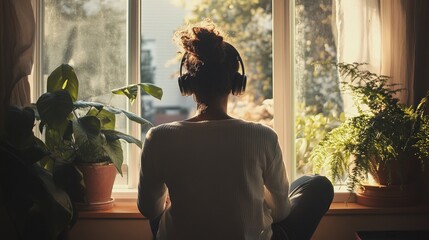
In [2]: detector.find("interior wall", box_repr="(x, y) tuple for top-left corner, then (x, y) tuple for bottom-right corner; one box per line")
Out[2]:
(68, 213), (429, 240)
(67, 219), (153, 240)
(313, 213), (429, 240)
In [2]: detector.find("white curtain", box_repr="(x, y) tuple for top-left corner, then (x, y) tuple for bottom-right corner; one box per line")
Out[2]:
(335, 0), (415, 115)
(334, 0), (381, 117)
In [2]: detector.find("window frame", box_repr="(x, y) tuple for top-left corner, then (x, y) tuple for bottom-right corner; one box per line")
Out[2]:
(32, 0), (347, 201)
(274, 0), (348, 202)
(273, 0), (294, 181)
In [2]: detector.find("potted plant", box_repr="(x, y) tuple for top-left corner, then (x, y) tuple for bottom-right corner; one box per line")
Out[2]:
(309, 62), (429, 207)
(0, 105), (76, 240)
(34, 64), (162, 209)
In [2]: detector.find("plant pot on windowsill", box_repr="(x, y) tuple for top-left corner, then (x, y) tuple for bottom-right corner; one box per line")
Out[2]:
(75, 162), (117, 210)
(309, 63), (429, 207)
(355, 183), (420, 207)
(33, 64), (163, 211)
(355, 157), (423, 207)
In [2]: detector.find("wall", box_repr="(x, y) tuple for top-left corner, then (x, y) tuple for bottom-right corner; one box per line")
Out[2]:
(68, 211), (429, 240)
(313, 213), (429, 239)
(68, 219), (152, 240)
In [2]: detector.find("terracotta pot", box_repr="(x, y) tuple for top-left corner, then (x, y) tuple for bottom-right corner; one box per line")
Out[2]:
(370, 157), (422, 186)
(76, 163), (116, 210)
(358, 157), (423, 207)
(355, 183), (420, 207)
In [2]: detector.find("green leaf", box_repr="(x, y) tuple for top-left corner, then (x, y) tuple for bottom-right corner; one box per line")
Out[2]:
(87, 108), (116, 130)
(47, 64), (79, 102)
(53, 158), (85, 203)
(74, 100), (105, 111)
(45, 124), (75, 162)
(111, 83), (163, 102)
(102, 105), (125, 115)
(102, 139), (123, 175)
(33, 164), (74, 240)
(111, 84), (138, 102)
(90, 104), (153, 126)
(5, 106), (36, 150)
(73, 121), (107, 163)
(73, 118), (99, 147)
(103, 129), (142, 148)
(121, 109), (153, 126)
(78, 116), (102, 136)
(36, 90), (73, 129)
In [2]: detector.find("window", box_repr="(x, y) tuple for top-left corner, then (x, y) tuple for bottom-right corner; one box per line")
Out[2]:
(293, 0), (344, 181)
(38, 0), (139, 190)
(33, 0), (350, 200)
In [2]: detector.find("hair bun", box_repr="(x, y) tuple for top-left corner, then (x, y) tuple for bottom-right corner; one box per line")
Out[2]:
(191, 27), (224, 63)
(175, 19), (226, 65)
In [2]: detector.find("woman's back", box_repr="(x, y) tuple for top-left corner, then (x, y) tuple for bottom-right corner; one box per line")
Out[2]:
(139, 119), (290, 240)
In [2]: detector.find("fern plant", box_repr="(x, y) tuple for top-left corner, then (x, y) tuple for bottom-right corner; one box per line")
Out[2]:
(310, 62), (429, 192)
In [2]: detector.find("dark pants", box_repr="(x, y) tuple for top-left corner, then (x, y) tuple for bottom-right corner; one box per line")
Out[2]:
(150, 175), (334, 240)
(271, 175), (334, 240)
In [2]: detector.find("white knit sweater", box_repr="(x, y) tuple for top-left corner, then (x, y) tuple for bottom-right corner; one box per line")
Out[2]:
(138, 119), (290, 240)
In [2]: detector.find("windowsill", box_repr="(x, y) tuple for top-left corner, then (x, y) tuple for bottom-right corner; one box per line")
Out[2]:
(326, 202), (429, 215)
(77, 199), (429, 220)
(77, 199), (145, 219)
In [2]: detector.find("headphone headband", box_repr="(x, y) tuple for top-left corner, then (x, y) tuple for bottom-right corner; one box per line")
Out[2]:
(223, 42), (246, 78)
(178, 42), (246, 96)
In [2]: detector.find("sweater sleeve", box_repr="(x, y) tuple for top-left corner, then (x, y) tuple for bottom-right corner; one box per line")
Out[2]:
(263, 141), (291, 222)
(137, 128), (168, 219)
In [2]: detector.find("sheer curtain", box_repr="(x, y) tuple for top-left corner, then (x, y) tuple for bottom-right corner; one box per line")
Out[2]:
(335, 0), (419, 109)
(334, 0), (381, 117)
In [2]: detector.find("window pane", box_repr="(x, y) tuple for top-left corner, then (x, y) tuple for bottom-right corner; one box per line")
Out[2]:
(294, 0), (345, 183)
(43, 0), (130, 186)
(141, 0), (273, 129)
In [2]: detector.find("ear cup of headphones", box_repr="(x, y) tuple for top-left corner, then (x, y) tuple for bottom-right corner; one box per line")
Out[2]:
(231, 72), (247, 96)
(178, 73), (194, 96)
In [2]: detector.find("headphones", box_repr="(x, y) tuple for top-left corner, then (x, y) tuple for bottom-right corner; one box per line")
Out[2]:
(178, 42), (247, 96)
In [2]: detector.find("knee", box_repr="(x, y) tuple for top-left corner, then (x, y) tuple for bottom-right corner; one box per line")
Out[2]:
(291, 175), (334, 203)
(310, 175), (334, 201)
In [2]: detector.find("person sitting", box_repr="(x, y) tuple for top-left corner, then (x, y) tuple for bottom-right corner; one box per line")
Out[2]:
(137, 19), (334, 240)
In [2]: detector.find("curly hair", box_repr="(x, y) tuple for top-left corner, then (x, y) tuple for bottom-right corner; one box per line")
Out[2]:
(173, 19), (240, 103)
